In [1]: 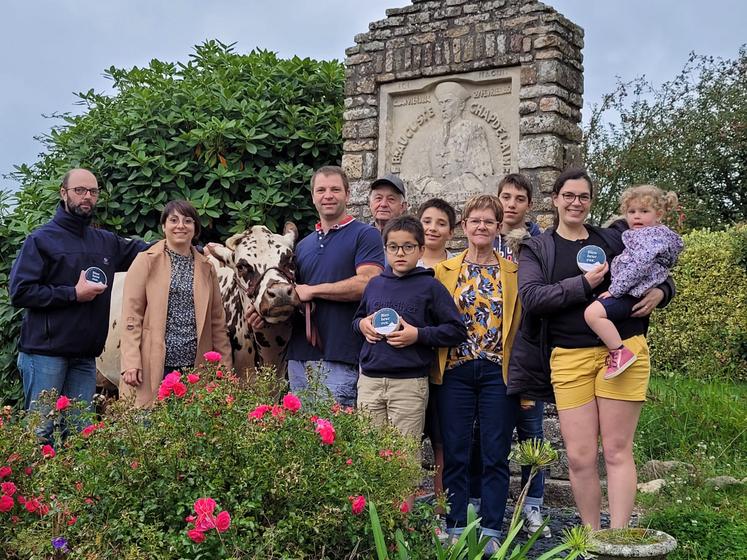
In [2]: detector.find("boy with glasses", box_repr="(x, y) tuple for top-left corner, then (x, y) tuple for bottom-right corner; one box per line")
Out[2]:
(353, 216), (466, 455)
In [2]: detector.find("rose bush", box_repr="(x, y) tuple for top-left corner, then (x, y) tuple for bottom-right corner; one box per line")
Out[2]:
(0, 362), (426, 558)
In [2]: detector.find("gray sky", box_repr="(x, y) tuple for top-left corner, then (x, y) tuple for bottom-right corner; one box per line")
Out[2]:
(1, 0), (744, 193)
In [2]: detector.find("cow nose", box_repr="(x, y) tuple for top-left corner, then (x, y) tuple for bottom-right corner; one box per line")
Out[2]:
(267, 283), (294, 299)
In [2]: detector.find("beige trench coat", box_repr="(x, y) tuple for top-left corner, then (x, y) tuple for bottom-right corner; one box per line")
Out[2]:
(119, 240), (232, 407)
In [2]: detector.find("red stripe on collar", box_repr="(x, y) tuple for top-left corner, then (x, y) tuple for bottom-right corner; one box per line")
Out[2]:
(315, 215), (355, 232)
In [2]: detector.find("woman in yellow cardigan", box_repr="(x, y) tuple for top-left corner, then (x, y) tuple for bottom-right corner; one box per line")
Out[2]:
(433, 194), (521, 553)
(119, 200), (232, 408)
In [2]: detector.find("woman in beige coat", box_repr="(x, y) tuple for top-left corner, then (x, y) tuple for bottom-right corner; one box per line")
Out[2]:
(120, 200), (232, 407)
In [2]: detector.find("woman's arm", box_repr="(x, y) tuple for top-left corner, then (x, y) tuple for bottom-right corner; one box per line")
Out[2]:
(518, 244), (602, 315)
(120, 254), (149, 384)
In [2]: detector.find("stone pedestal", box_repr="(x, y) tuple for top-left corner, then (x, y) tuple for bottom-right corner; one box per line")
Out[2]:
(344, 0), (584, 230)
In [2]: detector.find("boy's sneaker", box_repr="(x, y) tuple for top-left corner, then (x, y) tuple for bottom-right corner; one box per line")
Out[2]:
(482, 535), (502, 557)
(604, 346), (637, 380)
(523, 507), (552, 538)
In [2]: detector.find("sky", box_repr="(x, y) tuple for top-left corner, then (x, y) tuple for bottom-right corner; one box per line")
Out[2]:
(1, 0), (744, 193)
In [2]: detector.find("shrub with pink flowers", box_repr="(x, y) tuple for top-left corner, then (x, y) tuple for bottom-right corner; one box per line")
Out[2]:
(0, 361), (426, 558)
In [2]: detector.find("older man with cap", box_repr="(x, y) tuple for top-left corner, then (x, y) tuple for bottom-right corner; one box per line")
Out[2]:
(369, 173), (408, 233)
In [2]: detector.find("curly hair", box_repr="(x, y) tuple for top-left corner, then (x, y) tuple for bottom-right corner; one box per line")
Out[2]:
(619, 184), (679, 216)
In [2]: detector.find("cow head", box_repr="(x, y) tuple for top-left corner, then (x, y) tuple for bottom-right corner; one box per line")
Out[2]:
(210, 223), (300, 324)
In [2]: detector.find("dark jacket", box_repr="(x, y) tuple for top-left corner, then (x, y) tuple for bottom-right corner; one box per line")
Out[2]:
(353, 266), (467, 378)
(506, 223), (675, 402)
(9, 203), (148, 358)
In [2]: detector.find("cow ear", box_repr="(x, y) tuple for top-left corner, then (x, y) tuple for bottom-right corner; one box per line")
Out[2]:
(209, 243), (234, 266)
(282, 222), (298, 246)
(225, 232), (245, 251)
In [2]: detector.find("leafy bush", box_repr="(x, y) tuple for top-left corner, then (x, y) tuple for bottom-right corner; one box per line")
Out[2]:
(0, 361), (424, 559)
(0, 41), (344, 406)
(648, 225), (747, 381)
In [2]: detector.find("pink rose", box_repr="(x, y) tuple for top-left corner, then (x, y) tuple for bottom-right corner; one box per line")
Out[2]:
(0, 495), (14, 513)
(400, 501), (410, 513)
(24, 497), (40, 513)
(1, 482), (16, 496)
(187, 374), (200, 384)
(172, 382), (187, 398)
(215, 510), (231, 533)
(203, 351), (222, 363)
(315, 419), (336, 445)
(56, 396), (71, 411)
(41, 445), (55, 458)
(248, 404), (272, 421)
(282, 393), (302, 413)
(225, 395), (235, 406)
(81, 425), (96, 438)
(187, 528), (206, 543)
(67, 515), (77, 526)
(346, 458), (353, 466)
(0, 466), (10, 479)
(348, 495), (366, 515)
(193, 497), (216, 517)
(163, 372), (182, 386)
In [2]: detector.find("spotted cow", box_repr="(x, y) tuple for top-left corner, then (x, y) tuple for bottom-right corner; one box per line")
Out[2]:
(96, 223), (300, 386)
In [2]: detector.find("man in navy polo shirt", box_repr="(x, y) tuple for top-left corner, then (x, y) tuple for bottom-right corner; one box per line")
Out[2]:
(286, 166), (385, 406)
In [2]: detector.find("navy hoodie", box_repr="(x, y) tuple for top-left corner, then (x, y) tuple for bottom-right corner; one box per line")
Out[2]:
(10, 203), (148, 358)
(352, 266), (467, 378)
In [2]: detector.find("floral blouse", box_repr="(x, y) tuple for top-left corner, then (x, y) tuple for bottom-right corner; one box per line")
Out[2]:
(446, 261), (503, 370)
(164, 247), (197, 369)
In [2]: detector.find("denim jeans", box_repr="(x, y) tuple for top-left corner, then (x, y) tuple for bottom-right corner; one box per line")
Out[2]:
(18, 352), (96, 444)
(287, 360), (359, 407)
(437, 359), (519, 536)
(517, 400), (546, 508)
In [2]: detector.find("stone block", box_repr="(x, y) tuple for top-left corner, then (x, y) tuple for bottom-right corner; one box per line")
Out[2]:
(476, 21), (502, 33)
(342, 154), (363, 180)
(386, 5), (420, 16)
(519, 135), (564, 169)
(357, 118), (378, 138)
(387, 37), (406, 49)
(362, 41), (385, 53)
(509, 34), (523, 53)
(639, 460), (695, 482)
(370, 16), (404, 29)
(446, 0), (468, 5)
(522, 37), (532, 52)
(519, 100), (537, 115)
(520, 64), (537, 86)
(375, 72), (396, 83)
(407, 12), (431, 25)
(354, 32), (372, 44)
(521, 114), (582, 142)
(345, 53), (372, 67)
(534, 34), (563, 50)
(503, 15), (539, 29)
(638, 479), (667, 494)
(434, 7), (462, 19)
(343, 106), (378, 121)
(537, 60), (583, 94)
(362, 152), (377, 179)
(342, 121), (358, 140)
(454, 13), (491, 25)
(343, 139), (377, 152)
(564, 142), (583, 166)
(462, 35), (474, 61)
(345, 45), (360, 56)
(444, 25), (470, 38)
(463, 3), (480, 14)
(410, 32), (436, 45)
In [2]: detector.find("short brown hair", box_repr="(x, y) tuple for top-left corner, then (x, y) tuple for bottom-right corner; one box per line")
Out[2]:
(160, 200), (201, 240)
(461, 194), (503, 224)
(497, 173), (533, 203)
(311, 166), (350, 193)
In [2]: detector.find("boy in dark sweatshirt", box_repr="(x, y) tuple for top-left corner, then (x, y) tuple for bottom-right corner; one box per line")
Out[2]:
(353, 216), (467, 442)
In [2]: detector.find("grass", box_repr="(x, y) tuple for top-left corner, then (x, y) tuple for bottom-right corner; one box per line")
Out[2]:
(635, 376), (747, 477)
(635, 375), (747, 559)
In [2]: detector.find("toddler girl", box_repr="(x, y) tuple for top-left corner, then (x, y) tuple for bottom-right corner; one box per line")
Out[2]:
(584, 185), (684, 379)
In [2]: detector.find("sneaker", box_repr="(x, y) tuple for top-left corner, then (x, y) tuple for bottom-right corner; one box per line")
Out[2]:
(482, 535), (501, 557)
(604, 346), (637, 380)
(523, 507), (552, 538)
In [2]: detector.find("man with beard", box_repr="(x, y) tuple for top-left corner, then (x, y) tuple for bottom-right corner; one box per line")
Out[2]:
(10, 168), (148, 442)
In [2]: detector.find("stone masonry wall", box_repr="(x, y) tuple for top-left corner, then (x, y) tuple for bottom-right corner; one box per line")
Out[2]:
(343, 0), (584, 229)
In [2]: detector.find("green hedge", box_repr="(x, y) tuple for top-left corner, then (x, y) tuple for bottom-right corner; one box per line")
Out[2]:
(649, 224), (747, 380)
(0, 41), (345, 406)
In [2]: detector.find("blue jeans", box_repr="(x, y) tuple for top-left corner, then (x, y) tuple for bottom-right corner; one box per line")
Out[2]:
(18, 352), (96, 444)
(287, 360), (358, 407)
(437, 360), (519, 536)
(517, 400), (546, 508)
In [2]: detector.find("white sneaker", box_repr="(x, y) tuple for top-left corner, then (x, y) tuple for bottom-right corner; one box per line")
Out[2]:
(523, 507), (551, 538)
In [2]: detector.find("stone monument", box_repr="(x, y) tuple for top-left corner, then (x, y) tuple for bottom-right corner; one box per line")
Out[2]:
(343, 0), (584, 230)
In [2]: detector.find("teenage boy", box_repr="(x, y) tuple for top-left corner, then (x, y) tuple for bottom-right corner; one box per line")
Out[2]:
(495, 173), (550, 538)
(353, 216), (466, 444)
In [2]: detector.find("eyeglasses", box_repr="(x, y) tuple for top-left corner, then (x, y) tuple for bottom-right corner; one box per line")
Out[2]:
(559, 192), (592, 204)
(66, 187), (101, 197)
(385, 243), (419, 255)
(464, 218), (498, 228)
(166, 216), (196, 226)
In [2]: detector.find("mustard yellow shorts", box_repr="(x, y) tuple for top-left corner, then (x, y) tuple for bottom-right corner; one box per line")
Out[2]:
(550, 335), (650, 411)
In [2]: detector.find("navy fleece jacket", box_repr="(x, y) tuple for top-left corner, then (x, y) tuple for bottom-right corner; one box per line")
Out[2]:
(9, 203), (148, 358)
(352, 266), (467, 378)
